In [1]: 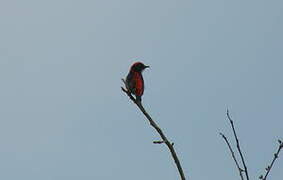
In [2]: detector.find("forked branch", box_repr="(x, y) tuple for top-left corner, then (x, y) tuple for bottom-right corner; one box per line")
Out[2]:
(220, 132), (244, 180)
(220, 110), (249, 180)
(226, 110), (250, 180)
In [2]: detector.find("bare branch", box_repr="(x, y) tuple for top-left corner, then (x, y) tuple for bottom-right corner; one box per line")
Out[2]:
(220, 132), (244, 180)
(227, 110), (250, 180)
(259, 140), (283, 180)
(122, 79), (186, 180)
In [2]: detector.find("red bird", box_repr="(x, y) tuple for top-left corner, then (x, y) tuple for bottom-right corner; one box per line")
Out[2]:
(126, 62), (149, 102)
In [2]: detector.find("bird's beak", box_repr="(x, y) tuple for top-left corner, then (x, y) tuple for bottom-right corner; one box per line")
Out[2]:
(144, 65), (150, 69)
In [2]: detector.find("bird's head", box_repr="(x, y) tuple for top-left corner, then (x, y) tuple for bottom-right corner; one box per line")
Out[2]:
(130, 62), (149, 72)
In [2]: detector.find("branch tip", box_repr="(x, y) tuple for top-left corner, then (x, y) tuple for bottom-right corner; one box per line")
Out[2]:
(219, 132), (225, 138)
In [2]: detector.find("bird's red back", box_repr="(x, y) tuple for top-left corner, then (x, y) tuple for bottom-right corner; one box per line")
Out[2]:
(126, 62), (148, 101)
(131, 71), (144, 96)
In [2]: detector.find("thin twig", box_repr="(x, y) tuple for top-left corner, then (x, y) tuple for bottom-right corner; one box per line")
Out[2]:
(121, 79), (186, 180)
(153, 140), (165, 144)
(227, 110), (249, 180)
(220, 132), (244, 180)
(259, 140), (283, 180)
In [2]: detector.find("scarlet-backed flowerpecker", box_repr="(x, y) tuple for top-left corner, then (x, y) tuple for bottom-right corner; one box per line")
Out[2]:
(125, 62), (149, 102)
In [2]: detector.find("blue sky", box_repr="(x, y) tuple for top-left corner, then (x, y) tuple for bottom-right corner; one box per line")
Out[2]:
(0, 0), (282, 180)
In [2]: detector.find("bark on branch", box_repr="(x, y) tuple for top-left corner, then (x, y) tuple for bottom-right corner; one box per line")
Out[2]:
(121, 79), (186, 180)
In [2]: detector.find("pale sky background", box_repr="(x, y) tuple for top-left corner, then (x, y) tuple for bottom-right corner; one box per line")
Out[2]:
(0, 0), (282, 180)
